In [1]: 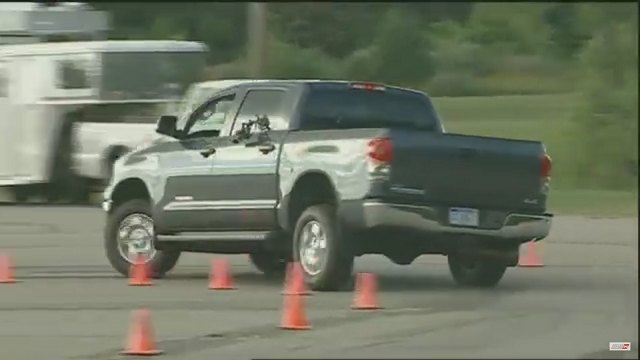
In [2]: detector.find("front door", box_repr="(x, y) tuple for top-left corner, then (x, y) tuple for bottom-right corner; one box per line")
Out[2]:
(153, 91), (239, 233)
(206, 88), (291, 231)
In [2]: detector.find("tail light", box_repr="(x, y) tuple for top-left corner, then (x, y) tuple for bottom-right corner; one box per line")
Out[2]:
(367, 137), (393, 180)
(368, 137), (394, 163)
(541, 153), (552, 178)
(540, 152), (552, 194)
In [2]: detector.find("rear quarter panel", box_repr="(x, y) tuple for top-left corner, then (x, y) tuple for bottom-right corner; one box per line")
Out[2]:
(278, 128), (387, 227)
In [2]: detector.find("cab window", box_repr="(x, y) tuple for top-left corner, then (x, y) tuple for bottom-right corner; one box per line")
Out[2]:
(183, 94), (235, 139)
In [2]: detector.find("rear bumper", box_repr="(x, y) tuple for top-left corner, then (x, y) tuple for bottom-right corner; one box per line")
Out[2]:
(341, 200), (552, 240)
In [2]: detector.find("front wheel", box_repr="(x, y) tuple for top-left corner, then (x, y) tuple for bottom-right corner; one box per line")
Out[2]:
(104, 199), (180, 278)
(448, 253), (507, 288)
(292, 204), (354, 291)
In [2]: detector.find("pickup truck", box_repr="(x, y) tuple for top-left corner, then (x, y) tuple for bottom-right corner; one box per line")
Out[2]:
(102, 80), (553, 291)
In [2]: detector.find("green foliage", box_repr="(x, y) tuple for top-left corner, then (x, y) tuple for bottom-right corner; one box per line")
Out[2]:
(570, 21), (638, 190)
(463, 3), (552, 55)
(542, 3), (590, 59)
(263, 36), (340, 80)
(366, 8), (436, 87)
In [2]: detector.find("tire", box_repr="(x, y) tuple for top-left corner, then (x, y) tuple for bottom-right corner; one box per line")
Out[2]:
(104, 199), (180, 278)
(46, 118), (76, 203)
(448, 253), (507, 288)
(292, 204), (354, 291)
(248, 250), (288, 278)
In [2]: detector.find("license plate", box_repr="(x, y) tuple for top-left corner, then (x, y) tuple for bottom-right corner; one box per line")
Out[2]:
(448, 207), (479, 227)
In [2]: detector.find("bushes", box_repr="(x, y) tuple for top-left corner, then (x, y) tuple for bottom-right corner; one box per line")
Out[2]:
(569, 22), (638, 190)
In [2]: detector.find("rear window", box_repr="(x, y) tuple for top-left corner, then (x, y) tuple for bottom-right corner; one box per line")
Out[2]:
(299, 86), (441, 131)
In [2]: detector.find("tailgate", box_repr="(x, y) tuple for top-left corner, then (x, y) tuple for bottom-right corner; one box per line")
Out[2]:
(387, 130), (549, 212)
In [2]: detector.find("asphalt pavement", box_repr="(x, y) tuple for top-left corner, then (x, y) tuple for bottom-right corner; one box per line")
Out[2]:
(0, 203), (637, 360)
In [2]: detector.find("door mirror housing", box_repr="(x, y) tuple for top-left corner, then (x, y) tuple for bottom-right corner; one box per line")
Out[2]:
(156, 115), (179, 138)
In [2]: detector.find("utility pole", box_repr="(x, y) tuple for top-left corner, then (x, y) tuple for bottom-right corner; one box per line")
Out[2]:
(247, 2), (267, 78)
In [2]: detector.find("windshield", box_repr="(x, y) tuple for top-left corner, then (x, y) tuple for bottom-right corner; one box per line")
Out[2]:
(300, 86), (441, 131)
(100, 51), (205, 101)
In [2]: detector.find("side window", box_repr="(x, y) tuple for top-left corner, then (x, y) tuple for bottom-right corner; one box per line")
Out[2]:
(57, 58), (90, 89)
(231, 89), (287, 133)
(184, 94), (236, 139)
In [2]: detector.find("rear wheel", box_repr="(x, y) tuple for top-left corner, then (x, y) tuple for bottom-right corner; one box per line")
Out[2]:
(292, 204), (354, 291)
(448, 253), (507, 288)
(104, 199), (181, 278)
(46, 117), (91, 204)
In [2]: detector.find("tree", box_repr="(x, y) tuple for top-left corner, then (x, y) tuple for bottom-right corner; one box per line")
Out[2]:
(570, 21), (638, 189)
(369, 8), (435, 87)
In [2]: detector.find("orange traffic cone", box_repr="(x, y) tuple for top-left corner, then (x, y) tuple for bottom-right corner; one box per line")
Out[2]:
(121, 309), (163, 356)
(129, 255), (153, 286)
(282, 262), (311, 296)
(518, 240), (544, 267)
(0, 254), (18, 284)
(208, 258), (235, 290)
(280, 293), (311, 330)
(352, 272), (382, 310)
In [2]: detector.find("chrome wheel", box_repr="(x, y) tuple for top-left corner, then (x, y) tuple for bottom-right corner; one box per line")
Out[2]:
(116, 213), (156, 264)
(298, 220), (328, 276)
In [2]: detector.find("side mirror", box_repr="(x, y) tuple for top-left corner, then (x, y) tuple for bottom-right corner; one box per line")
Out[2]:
(156, 115), (178, 138)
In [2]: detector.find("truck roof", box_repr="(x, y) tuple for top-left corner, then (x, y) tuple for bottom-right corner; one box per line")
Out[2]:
(0, 40), (208, 57)
(224, 79), (426, 96)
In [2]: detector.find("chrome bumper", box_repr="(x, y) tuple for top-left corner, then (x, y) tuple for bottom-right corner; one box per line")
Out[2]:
(361, 201), (552, 240)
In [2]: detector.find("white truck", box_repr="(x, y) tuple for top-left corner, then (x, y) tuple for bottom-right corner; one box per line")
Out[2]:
(0, 3), (208, 203)
(0, 40), (208, 202)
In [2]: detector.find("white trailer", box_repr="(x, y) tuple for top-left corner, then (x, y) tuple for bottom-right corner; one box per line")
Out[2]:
(0, 40), (208, 202)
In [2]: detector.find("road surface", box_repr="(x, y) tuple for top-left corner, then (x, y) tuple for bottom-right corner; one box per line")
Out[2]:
(0, 204), (637, 360)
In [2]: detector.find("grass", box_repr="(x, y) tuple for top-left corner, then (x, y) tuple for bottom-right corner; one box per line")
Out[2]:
(548, 188), (637, 217)
(431, 93), (637, 217)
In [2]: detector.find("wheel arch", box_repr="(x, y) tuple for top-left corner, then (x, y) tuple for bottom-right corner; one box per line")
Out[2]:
(279, 170), (339, 233)
(102, 145), (131, 178)
(109, 177), (151, 213)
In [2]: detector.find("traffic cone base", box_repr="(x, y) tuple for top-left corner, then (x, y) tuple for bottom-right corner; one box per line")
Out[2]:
(280, 323), (312, 330)
(352, 272), (382, 310)
(208, 258), (235, 290)
(518, 240), (544, 267)
(282, 262), (311, 296)
(121, 349), (163, 356)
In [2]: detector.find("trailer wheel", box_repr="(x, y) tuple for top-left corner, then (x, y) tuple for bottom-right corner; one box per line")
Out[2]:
(46, 116), (91, 204)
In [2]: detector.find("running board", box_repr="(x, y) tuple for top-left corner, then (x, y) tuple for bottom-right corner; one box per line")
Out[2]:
(157, 231), (271, 242)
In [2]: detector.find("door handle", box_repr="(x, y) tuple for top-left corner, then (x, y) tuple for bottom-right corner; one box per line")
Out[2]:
(200, 147), (216, 158)
(258, 143), (276, 154)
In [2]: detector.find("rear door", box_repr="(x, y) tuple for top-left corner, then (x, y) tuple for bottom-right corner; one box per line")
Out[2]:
(153, 90), (240, 233)
(204, 87), (292, 231)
